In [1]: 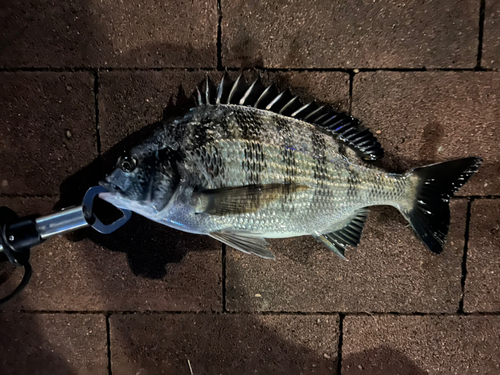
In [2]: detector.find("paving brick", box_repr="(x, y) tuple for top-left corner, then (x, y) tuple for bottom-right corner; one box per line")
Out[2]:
(342, 315), (500, 375)
(0, 313), (107, 375)
(483, 0), (500, 68)
(222, 0), (479, 69)
(226, 200), (466, 313)
(0, 197), (222, 311)
(0, 72), (97, 195)
(99, 71), (212, 155)
(0, 0), (217, 68)
(464, 199), (500, 312)
(352, 72), (500, 196)
(110, 313), (339, 375)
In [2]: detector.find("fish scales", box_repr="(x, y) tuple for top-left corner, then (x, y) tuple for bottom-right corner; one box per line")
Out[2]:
(175, 104), (412, 237)
(100, 74), (482, 259)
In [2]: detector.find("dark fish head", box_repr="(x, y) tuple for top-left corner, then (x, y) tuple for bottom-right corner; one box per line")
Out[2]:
(99, 145), (180, 217)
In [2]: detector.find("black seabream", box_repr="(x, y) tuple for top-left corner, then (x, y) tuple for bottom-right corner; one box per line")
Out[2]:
(100, 74), (482, 260)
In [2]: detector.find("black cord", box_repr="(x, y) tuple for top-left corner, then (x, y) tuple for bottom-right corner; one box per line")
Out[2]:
(0, 220), (33, 305)
(0, 262), (32, 305)
(0, 222), (20, 266)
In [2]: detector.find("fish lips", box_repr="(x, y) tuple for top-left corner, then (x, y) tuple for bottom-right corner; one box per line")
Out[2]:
(98, 180), (124, 204)
(98, 180), (121, 193)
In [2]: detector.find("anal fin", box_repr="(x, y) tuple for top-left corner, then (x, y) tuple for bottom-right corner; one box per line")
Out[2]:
(210, 231), (275, 260)
(315, 235), (349, 260)
(314, 208), (369, 260)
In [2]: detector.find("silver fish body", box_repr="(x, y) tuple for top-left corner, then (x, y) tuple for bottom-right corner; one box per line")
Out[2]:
(101, 75), (482, 259)
(158, 105), (413, 235)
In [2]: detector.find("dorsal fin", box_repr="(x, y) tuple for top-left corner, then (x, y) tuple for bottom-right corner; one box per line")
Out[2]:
(199, 76), (217, 105)
(195, 74), (384, 161)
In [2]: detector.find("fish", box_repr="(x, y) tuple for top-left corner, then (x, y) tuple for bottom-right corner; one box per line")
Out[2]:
(99, 73), (482, 260)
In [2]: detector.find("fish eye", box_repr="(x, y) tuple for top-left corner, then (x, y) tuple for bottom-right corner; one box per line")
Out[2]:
(120, 156), (137, 173)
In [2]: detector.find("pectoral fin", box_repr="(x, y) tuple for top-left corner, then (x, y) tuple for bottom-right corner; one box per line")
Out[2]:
(210, 231), (275, 260)
(193, 183), (309, 216)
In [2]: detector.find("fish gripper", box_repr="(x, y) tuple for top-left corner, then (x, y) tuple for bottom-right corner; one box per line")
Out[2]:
(0, 186), (132, 305)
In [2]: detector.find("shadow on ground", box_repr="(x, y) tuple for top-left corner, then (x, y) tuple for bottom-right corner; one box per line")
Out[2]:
(0, 2), (431, 373)
(55, 85), (198, 279)
(0, 311), (77, 374)
(342, 346), (428, 375)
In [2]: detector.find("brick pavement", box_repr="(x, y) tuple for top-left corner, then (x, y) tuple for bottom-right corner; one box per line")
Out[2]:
(0, 0), (499, 374)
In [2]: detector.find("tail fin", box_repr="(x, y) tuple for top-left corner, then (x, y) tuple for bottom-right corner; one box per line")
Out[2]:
(401, 157), (482, 254)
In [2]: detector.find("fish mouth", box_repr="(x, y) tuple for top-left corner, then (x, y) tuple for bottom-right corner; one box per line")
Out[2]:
(98, 181), (123, 206)
(98, 180), (122, 194)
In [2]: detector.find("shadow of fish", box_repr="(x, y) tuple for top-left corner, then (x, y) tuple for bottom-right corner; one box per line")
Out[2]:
(99, 73), (482, 260)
